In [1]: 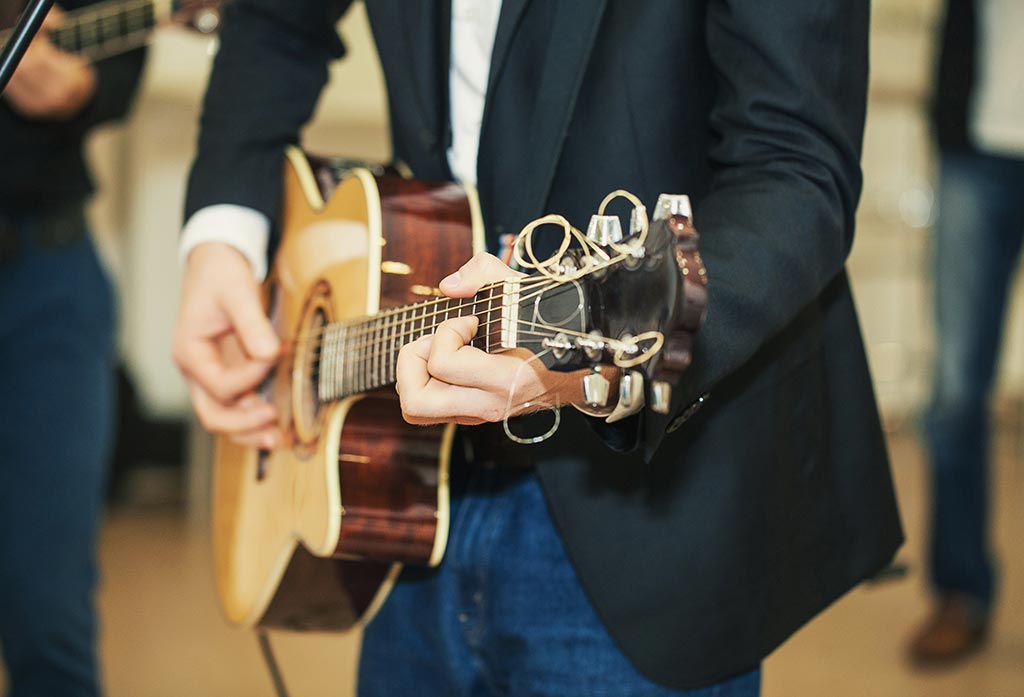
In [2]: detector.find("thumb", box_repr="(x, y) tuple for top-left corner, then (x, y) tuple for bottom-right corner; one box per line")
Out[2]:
(222, 281), (279, 361)
(439, 252), (523, 298)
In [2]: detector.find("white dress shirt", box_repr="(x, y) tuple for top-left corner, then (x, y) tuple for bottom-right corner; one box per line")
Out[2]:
(971, 0), (1024, 158)
(180, 0), (504, 279)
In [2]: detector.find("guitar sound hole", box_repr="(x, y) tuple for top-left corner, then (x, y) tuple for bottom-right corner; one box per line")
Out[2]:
(292, 284), (332, 447)
(306, 308), (326, 427)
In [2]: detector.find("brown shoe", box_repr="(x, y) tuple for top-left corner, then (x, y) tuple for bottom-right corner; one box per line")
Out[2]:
(907, 594), (989, 668)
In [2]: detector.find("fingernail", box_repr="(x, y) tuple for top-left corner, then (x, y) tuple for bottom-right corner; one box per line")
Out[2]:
(261, 434), (278, 449)
(439, 271), (461, 291)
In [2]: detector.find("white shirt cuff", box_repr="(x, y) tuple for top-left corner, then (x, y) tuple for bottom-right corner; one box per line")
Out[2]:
(180, 204), (272, 281)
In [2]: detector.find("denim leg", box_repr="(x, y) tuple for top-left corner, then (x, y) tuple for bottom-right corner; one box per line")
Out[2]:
(925, 149), (1024, 611)
(358, 463), (760, 697)
(0, 228), (115, 697)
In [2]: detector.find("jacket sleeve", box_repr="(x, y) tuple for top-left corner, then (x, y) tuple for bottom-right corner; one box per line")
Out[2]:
(70, 45), (147, 133)
(184, 0), (354, 226)
(642, 0), (871, 457)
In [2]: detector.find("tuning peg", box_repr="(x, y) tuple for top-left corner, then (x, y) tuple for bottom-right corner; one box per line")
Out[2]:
(629, 205), (648, 236)
(653, 194), (692, 222)
(582, 368), (611, 408)
(585, 215), (624, 246)
(651, 381), (672, 414)
(619, 371), (643, 410)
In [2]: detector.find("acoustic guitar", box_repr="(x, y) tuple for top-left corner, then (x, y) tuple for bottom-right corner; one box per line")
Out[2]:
(212, 147), (707, 632)
(0, 0), (222, 61)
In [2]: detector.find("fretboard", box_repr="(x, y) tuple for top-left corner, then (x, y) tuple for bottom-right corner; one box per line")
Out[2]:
(1, 0), (162, 62)
(317, 284), (511, 403)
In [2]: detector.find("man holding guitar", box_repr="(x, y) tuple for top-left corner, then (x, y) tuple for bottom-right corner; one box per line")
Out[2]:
(0, 2), (145, 695)
(175, 1), (903, 694)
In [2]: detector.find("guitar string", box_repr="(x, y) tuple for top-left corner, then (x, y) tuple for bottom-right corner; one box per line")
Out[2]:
(304, 277), (567, 350)
(313, 328), (595, 397)
(309, 312), (604, 371)
(295, 252), (627, 347)
(311, 318), (640, 398)
(290, 274), (561, 344)
(288, 240), (632, 345)
(55, 1), (156, 54)
(311, 270), (603, 364)
(289, 280), (559, 354)
(300, 258), (625, 388)
(0, 0), (160, 57)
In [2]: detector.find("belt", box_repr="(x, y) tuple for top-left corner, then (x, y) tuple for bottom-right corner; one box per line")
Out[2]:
(0, 205), (87, 264)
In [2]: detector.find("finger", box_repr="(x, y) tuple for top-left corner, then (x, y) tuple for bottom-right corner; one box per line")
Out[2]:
(426, 317), (538, 391)
(400, 382), (507, 424)
(396, 336), (434, 400)
(188, 383), (278, 435)
(228, 426), (285, 450)
(397, 335), (506, 422)
(175, 337), (274, 402)
(222, 283), (280, 361)
(439, 252), (523, 298)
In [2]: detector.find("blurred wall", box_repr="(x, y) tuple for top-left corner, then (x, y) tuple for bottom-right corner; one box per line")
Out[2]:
(84, 0), (1024, 425)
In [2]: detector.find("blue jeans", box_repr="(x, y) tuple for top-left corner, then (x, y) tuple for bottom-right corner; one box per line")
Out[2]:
(0, 215), (114, 697)
(924, 149), (1024, 613)
(358, 463), (761, 696)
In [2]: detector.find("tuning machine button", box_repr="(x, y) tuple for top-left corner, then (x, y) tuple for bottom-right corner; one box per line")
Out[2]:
(619, 370), (643, 410)
(585, 215), (624, 246)
(651, 380), (672, 414)
(583, 368), (611, 408)
(653, 194), (693, 222)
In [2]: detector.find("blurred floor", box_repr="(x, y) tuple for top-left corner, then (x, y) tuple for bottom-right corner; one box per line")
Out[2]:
(29, 427), (1024, 696)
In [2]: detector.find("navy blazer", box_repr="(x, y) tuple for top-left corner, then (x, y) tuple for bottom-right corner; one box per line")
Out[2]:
(186, 0), (903, 688)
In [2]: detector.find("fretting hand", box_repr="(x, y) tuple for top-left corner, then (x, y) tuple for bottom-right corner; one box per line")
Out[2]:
(396, 253), (594, 426)
(3, 8), (97, 120)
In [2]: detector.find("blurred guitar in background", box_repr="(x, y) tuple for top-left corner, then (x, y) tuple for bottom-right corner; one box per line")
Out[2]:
(0, 0), (223, 60)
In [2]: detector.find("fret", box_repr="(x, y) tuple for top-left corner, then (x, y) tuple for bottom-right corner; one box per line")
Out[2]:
(363, 319), (371, 392)
(334, 326), (346, 398)
(387, 311), (396, 384)
(343, 325), (352, 397)
(368, 318), (377, 390)
(375, 317), (384, 388)
(80, 16), (99, 50)
(485, 289), (494, 354)
(102, 13), (120, 43)
(36, 0), (160, 59)
(356, 324), (364, 394)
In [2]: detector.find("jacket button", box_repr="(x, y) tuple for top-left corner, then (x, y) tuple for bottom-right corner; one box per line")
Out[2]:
(666, 393), (710, 433)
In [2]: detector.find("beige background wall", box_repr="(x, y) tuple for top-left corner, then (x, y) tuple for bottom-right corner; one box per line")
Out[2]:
(85, 0), (1024, 423)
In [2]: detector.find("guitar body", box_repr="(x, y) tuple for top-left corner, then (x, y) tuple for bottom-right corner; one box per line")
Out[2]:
(212, 148), (484, 631)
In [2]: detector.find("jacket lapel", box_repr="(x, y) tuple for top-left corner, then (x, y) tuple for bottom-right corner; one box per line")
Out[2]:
(484, 0), (532, 107)
(479, 0), (610, 243)
(397, 1), (451, 162)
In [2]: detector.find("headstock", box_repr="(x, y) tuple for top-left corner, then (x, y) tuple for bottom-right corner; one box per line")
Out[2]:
(171, 0), (223, 33)
(506, 192), (708, 415)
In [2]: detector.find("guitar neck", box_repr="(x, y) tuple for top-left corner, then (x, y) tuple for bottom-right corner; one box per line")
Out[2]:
(318, 283), (512, 403)
(1, 0), (168, 62)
